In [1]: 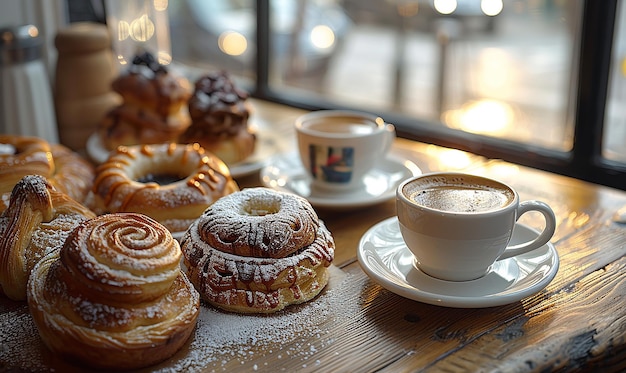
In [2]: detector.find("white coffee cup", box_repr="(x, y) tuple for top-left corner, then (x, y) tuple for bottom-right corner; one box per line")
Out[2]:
(295, 110), (395, 191)
(396, 172), (557, 282)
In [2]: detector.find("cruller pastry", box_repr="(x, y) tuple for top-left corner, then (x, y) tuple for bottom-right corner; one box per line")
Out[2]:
(27, 212), (200, 370)
(0, 175), (95, 301)
(181, 187), (335, 313)
(91, 143), (239, 234)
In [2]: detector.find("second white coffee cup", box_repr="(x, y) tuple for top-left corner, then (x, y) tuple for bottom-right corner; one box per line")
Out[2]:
(295, 110), (395, 191)
(396, 172), (557, 282)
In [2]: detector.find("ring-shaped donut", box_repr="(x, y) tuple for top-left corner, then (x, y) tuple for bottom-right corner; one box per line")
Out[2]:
(195, 187), (319, 258)
(91, 143), (239, 233)
(182, 217), (334, 313)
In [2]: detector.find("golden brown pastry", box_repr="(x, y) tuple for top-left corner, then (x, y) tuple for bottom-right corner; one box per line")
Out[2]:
(90, 143), (239, 234)
(0, 135), (95, 213)
(97, 52), (192, 150)
(98, 104), (190, 150)
(181, 187), (335, 313)
(0, 175), (95, 301)
(179, 71), (256, 165)
(27, 212), (200, 370)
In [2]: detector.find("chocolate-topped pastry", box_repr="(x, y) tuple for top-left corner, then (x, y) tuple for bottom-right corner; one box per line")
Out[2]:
(180, 71), (256, 165)
(97, 51), (192, 151)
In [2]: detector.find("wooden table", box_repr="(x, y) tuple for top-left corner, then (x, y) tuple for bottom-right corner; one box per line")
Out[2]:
(2, 101), (626, 372)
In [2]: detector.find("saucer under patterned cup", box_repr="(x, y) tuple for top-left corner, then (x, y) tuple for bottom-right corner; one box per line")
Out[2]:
(261, 152), (421, 210)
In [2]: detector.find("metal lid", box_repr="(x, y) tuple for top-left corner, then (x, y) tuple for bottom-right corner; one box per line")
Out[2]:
(0, 25), (42, 65)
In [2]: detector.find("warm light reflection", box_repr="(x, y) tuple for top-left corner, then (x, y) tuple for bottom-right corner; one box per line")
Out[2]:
(27, 25), (38, 38)
(117, 20), (130, 41)
(481, 0), (503, 16)
(129, 14), (155, 42)
(218, 31), (248, 56)
(567, 211), (590, 228)
(153, 0), (168, 12)
(478, 48), (513, 90)
(468, 163), (519, 182)
(158, 51), (172, 65)
(439, 149), (472, 170)
(310, 25), (335, 49)
(117, 54), (128, 65)
(434, 0), (457, 15)
(443, 99), (514, 135)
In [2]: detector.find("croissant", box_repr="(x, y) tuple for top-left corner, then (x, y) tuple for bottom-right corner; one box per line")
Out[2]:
(27, 212), (199, 370)
(0, 175), (95, 301)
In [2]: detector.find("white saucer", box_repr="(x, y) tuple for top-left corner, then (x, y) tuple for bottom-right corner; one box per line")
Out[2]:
(357, 217), (559, 308)
(86, 129), (280, 178)
(260, 152), (421, 210)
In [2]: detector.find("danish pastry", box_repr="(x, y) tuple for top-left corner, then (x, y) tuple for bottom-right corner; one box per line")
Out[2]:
(27, 213), (200, 370)
(181, 188), (334, 313)
(0, 175), (95, 301)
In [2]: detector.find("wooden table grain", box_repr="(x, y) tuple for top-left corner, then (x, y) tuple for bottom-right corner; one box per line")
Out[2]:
(1, 100), (625, 372)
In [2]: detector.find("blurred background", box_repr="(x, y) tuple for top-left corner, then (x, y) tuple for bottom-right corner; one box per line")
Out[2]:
(2, 0), (625, 189)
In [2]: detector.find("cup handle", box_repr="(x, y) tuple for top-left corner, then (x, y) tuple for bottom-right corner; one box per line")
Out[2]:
(498, 200), (556, 260)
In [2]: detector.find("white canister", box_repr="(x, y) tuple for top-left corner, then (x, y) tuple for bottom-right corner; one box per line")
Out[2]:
(0, 24), (58, 143)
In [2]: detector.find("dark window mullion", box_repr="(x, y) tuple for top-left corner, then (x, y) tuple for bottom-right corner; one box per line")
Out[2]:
(254, 0), (271, 97)
(572, 0), (617, 182)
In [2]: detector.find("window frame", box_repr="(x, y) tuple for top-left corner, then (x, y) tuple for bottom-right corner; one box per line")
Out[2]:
(251, 0), (625, 190)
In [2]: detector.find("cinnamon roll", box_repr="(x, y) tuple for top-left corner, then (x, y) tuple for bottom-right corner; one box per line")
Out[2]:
(27, 212), (200, 370)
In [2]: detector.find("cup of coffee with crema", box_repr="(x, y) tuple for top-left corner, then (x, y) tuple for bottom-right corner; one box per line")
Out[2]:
(295, 110), (395, 191)
(396, 172), (556, 282)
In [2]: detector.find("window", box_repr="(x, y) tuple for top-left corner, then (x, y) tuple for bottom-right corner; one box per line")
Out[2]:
(102, 0), (624, 189)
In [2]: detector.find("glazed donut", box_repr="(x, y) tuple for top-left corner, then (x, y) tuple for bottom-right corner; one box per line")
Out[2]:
(181, 188), (335, 313)
(196, 187), (318, 258)
(0, 175), (96, 300)
(27, 213), (199, 370)
(0, 135), (95, 213)
(91, 143), (239, 234)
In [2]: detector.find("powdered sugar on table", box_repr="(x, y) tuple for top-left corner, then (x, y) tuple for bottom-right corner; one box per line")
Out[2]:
(0, 266), (361, 372)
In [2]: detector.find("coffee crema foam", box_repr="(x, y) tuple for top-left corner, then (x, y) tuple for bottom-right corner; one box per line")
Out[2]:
(405, 178), (515, 213)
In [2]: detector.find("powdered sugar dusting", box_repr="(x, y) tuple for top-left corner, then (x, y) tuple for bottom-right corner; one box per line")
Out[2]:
(0, 266), (360, 371)
(152, 266), (354, 372)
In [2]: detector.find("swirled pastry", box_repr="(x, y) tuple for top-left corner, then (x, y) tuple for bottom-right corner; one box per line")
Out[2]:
(181, 188), (334, 313)
(179, 71), (256, 165)
(0, 175), (95, 301)
(27, 213), (200, 370)
(0, 135), (95, 212)
(91, 143), (239, 234)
